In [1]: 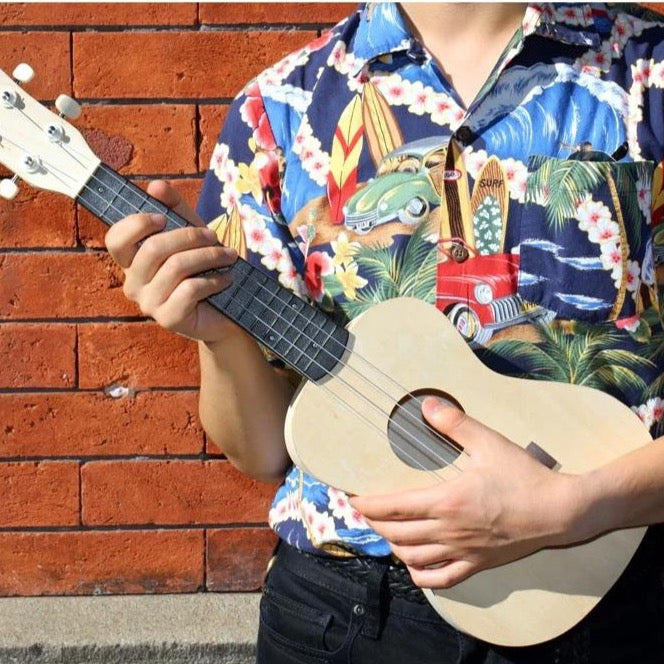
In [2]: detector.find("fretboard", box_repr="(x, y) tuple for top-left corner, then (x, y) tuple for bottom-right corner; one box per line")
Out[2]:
(76, 162), (349, 382)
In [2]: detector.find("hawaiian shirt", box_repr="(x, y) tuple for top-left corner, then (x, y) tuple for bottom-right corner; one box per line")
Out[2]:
(197, 3), (664, 556)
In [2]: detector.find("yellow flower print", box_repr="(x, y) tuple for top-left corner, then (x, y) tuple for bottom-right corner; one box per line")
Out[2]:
(335, 263), (367, 300)
(331, 232), (360, 267)
(236, 159), (263, 204)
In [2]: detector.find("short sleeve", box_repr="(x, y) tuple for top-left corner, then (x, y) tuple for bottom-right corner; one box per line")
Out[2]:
(196, 83), (305, 296)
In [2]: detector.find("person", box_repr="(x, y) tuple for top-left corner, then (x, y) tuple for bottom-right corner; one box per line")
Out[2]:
(105, 3), (664, 662)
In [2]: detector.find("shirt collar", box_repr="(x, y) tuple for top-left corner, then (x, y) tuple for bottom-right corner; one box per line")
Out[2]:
(351, 2), (605, 69)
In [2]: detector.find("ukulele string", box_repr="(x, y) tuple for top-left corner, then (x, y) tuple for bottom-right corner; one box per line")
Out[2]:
(75, 171), (468, 474)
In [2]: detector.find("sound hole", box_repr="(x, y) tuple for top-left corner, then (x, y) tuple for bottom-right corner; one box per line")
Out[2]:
(387, 389), (464, 471)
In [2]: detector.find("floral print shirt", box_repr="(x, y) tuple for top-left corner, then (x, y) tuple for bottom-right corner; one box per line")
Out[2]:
(197, 3), (664, 556)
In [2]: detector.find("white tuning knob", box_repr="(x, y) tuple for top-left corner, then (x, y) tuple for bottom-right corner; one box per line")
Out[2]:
(12, 63), (34, 84)
(0, 178), (20, 200)
(55, 94), (81, 120)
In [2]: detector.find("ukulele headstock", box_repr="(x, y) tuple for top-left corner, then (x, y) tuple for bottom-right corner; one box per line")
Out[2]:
(0, 63), (99, 200)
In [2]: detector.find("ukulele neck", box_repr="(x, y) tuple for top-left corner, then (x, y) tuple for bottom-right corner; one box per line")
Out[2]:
(76, 162), (349, 382)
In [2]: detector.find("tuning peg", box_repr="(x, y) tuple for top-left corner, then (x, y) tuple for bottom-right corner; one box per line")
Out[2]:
(0, 177), (20, 200)
(12, 63), (34, 84)
(55, 94), (81, 120)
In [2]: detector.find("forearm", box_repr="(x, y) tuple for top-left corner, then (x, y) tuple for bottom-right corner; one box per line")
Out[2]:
(573, 436), (664, 541)
(198, 325), (297, 483)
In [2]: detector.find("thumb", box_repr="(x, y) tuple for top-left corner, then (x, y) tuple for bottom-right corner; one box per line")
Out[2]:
(421, 397), (487, 454)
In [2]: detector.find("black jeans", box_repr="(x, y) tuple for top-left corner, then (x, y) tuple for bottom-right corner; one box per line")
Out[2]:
(256, 527), (664, 663)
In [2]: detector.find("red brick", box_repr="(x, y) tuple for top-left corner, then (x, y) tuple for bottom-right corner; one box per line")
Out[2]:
(0, 191), (76, 248)
(0, 462), (79, 527)
(73, 31), (317, 99)
(0, 530), (203, 595)
(200, 3), (352, 25)
(0, 3), (197, 26)
(0, 32), (71, 99)
(198, 104), (229, 173)
(0, 324), (75, 389)
(77, 105), (197, 175)
(207, 527), (276, 591)
(77, 322), (199, 389)
(206, 434), (224, 457)
(81, 459), (276, 525)
(78, 178), (203, 249)
(0, 391), (203, 458)
(0, 252), (137, 319)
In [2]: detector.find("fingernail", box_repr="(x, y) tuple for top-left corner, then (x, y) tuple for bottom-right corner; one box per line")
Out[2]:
(422, 396), (442, 410)
(150, 213), (166, 228)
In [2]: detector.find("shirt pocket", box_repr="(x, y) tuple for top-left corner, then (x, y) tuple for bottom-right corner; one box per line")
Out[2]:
(516, 155), (656, 324)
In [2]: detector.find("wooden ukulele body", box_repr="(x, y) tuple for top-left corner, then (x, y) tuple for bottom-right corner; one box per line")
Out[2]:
(285, 297), (649, 646)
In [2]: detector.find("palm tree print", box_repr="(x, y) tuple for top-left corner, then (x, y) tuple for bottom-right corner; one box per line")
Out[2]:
(480, 321), (654, 399)
(323, 221), (437, 320)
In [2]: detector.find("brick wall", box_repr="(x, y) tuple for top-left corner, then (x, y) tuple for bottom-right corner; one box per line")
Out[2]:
(0, 2), (350, 596)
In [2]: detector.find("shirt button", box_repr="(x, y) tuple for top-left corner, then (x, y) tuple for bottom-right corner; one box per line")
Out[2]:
(456, 126), (474, 144)
(450, 242), (469, 263)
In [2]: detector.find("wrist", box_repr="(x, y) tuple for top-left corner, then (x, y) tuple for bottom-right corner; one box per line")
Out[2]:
(552, 471), (614, 546)
(199, 320), (249, 356)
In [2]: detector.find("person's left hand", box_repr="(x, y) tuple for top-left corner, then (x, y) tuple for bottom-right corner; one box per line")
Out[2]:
(350, 397), (586, 589)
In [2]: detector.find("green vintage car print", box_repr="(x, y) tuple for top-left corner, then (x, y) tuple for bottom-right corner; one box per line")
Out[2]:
(343, 137), (448, 234)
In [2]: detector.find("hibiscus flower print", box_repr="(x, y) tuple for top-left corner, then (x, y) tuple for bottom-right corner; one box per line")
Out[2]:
(239, 81), (277, 151)
(304, 251), (334, 301)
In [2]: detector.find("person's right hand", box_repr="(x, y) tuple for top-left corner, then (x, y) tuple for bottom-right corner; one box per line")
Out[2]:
(104, 180), (238, 343)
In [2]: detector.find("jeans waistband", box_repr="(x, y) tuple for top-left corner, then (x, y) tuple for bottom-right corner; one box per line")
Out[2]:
(277, 542), (427, 604)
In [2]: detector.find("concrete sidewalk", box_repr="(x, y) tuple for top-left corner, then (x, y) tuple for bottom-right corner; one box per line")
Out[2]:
(0, 594), (259, 663)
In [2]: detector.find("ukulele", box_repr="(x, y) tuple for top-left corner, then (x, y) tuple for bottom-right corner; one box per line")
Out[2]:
(0, 64), (651, 647)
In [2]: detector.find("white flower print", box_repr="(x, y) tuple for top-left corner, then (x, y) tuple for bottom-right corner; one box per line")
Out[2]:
(624, 259), (641, 294)
(650, 60), (664, 89)
(600, 241), (623, 284)
(554, 5), (588, 26)
(279, 263), (306, 296)
(268, 491), (300, 526)
(407, 80), (432, 115)
(261, 235), (291, 273)
(575, 195), (613, 231)
(328, 487), (369, 529)
(632, 58), (653, 86)
(378, 73), (410, 105)
(502, 158), (529, 202)
(587, 218), (620, 245)
(463, 147), (489, 178)
(301, 499), (337, 544)
(636, 177), (652, 219)
(632, 397), (664, 431)
(244, 215), (270, 254)
(425, 93), (457, 126)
